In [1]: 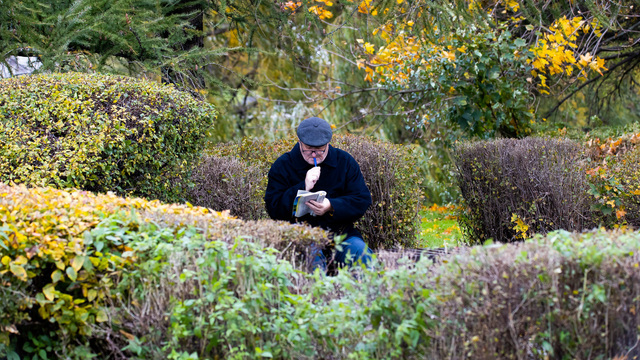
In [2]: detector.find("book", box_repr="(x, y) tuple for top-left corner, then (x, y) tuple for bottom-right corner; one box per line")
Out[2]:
(292, 190), (327, 217)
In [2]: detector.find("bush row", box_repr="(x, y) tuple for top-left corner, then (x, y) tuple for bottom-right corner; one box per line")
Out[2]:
(189, 135), (423, 249)
(0, 72), (216, 202)
(0, 184), (327, 359)
(4, 184), (639, 359)
(454, 137), (640, 244)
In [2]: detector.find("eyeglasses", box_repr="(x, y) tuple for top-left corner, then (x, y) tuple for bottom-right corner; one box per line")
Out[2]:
(300, 144), (327, 155)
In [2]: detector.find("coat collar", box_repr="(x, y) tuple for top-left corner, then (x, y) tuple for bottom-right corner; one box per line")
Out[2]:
(291, 142), (338, 170)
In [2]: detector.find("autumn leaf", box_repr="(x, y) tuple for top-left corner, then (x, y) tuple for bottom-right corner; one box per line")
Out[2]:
(442, 51), (455, 62)
(71, 255), (85, 272)
(10, 263), (27, 281)
(578, 53), (593, 67)
(43, 283), (56, 301)
(364, 42), (375, 54)
(96, 309), (108, 322)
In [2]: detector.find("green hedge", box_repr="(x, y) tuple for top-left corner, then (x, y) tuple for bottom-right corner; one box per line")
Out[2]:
(0, 72), (216, 202)
(2, 184), (639, 359)
(190, 135), (422, 249)
(114, 228), (640, 360)
(0, 184), (327, 359)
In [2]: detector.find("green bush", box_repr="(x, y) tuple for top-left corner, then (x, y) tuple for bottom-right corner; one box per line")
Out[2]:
(191, 135), (422, 249)
(0, 72), (216, 202)
(3, 184), (639, 359)
(454, 137), (595, 244)
(104, 227), (640, 359)
(0, 184), (327, 359)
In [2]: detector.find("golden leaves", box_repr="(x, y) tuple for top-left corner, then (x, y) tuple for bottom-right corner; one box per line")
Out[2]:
(442, 51), (456, 63)
(531, 16), (608, 90)
(358, 0), (373, 14)
(309, 5), (333, 19)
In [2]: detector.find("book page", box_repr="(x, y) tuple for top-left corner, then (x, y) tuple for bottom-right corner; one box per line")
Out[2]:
(293, 190), (327, 217)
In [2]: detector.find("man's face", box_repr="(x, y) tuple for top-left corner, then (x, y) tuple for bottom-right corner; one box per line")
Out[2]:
(299, 142), (329, 165)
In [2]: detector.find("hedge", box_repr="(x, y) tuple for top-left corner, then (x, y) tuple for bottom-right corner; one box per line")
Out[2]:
(454, 137), (595, 244)
(2, 183), (639, 359)
(0, 184), (327, 359)
(0, 72), (216, 202)
(190, 135), (422, 249)
(120, 228), (640, 359)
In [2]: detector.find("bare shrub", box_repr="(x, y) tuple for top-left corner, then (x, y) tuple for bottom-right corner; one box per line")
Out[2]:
(194, 135), (422, 249)
(454, 137), (595, 244)
(332, 134), (421, 249)
(187, 155), (267, 220)
(423, 230), (640, 359)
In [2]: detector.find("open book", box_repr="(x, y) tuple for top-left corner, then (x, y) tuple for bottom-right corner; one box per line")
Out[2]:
(292, 190), (327, 217)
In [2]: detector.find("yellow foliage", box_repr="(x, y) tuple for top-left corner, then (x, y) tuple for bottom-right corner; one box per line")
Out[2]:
(511, 213), (529, 240)
(0, 184), (232, 336)
(358, 0), (373, 14)
(531, 16), (607, 88)
(284, 1), (302, 11)
(308, 5), (333, 19)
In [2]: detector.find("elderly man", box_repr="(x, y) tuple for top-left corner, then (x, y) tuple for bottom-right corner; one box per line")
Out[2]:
(264, 117), (372, 272)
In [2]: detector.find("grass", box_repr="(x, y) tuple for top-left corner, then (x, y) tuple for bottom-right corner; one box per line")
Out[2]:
(416, 204), (463, 249)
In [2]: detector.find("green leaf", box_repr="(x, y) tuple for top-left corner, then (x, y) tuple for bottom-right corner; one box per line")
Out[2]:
(453, 97), (467, 106)
(88, 289), (98, 302)
(96, 309), (108, 322)
(514, 38), (526, 47)
(66, 266), (78, 282)
(43, 283), (56, 301)
(51, 269), (62, 283)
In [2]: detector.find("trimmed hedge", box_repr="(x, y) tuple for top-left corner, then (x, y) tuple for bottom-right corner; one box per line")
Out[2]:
(190, 135), (422, 249)
(0, 184), (327, 358)
(0, 72), (216, 202)
(2, 184), (639, 359)
(116, 228), (640, 360)
(454, 137), (595, 244)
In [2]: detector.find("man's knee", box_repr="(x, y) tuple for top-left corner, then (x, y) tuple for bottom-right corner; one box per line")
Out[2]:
(337, 236), (372, 266)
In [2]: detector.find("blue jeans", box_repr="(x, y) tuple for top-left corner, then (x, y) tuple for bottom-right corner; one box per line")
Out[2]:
(310, 236), (372, 272)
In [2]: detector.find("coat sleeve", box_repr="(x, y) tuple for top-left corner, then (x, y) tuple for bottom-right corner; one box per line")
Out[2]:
(264, 158), (306, 221)
(328, 158), (372, 223)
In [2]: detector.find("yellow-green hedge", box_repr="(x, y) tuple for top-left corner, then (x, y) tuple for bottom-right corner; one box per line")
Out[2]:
(0, 184), (327, 358)
(0, 72), (216, 202)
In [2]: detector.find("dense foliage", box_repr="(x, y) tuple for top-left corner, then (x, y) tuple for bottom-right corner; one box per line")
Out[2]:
(0, 72), (216, 202)
(0, 184), (327, 359)
(190, 134), (422, 249)
(2, 184), (639, 359)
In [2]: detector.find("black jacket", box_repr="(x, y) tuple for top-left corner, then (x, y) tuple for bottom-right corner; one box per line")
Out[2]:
(264, 143), (372, 239)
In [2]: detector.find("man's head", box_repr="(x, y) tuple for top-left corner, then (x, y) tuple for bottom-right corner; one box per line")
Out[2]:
(297, 117), (332, 165)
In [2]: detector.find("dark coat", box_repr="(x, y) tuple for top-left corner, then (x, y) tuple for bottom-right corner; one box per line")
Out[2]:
(264, 143), (372, 239)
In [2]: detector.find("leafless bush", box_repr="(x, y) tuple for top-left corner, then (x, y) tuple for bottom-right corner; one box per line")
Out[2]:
(454, 137), (595, 244)
(187, 155), (267, 220)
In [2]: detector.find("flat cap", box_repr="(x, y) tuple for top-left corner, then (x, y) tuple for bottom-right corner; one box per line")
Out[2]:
(296, 117), (332, 147)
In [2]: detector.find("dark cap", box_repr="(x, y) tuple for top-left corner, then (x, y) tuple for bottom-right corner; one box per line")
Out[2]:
(296, 117), (332, 147)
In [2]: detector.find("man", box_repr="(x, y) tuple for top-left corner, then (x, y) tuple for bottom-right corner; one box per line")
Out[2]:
(264, 117), (372, 272)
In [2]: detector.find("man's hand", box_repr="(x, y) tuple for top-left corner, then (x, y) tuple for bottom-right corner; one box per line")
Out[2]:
(306, 198), (332, 216)
(305, 166), (321, 191)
